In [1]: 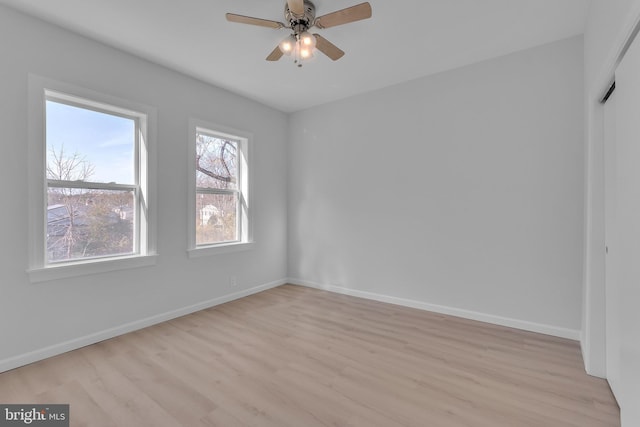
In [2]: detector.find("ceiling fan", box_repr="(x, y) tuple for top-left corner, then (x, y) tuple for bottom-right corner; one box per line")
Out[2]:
(226, 0), (372, 66)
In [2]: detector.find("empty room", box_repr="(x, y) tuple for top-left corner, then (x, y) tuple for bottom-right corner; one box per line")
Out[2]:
(0, 0), (638, 426)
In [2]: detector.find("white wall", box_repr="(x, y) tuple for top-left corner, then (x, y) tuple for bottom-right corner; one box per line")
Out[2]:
(0, 5), (288, 370)
(288, 37), (584, 336)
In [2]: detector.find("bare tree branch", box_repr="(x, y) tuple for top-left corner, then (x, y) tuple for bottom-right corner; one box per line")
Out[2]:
(195, 138), (237, 185)
(47, 144), (95, 181)
(196, 154), (236, 183)
(220, 141), (232, 178)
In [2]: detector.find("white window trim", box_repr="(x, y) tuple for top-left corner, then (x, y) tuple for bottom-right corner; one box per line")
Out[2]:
(27, 74), (158, 283)
(187, 118), (253, 258)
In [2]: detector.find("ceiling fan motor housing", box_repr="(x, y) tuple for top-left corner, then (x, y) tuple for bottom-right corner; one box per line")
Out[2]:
(285, 0), (316, 33)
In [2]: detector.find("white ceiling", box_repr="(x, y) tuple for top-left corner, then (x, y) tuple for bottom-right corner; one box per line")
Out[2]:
(0, 0), (590, 112)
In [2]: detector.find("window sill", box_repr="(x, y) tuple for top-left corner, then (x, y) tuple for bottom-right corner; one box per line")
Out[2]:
(187, 241), (254, 258)
(27, 254), (158, 283)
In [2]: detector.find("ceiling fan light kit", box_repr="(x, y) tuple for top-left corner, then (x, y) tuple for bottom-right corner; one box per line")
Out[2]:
(279, 31), (317, 66)
(226, 0), (372, 67)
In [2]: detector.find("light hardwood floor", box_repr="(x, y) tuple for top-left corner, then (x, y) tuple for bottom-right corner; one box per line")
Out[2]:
(0, 284), (619, 426)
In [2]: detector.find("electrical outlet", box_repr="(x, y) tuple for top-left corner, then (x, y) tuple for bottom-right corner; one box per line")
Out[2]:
(230, 276), (237, 287)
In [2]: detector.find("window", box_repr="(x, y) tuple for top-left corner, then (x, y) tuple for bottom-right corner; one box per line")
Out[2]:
(28, 76), (156, 281)
(46, 97), (138, 262)
(188, 120), (251, 256)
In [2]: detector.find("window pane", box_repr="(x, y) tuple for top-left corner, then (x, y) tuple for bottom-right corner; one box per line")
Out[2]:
(46, 100), (135, 185)
(195, 193), (238, 245)
(196, 133), (238, 190)
(47, 188), (135, 262)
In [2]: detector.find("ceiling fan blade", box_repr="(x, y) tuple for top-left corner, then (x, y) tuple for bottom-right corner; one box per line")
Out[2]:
(266, 46), (284, 61)
(313, 34), (345, 61)
(226, 13), (284, 29)
(315, 2), (372, 29)
(287, 0), (305, 16)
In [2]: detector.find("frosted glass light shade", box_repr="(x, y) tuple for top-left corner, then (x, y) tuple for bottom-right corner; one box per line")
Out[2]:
(299, 31), (316, 50)
(279, 35), (296, 55)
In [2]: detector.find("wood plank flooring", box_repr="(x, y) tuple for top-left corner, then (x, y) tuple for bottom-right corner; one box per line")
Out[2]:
(0, 284), (619, 426)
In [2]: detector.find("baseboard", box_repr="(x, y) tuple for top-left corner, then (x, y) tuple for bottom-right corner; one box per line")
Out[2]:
(289, 278), (581, 341)
(2, 278), (581, 373)
(0, 278), (287, 373)
(580, 329), (589, 371)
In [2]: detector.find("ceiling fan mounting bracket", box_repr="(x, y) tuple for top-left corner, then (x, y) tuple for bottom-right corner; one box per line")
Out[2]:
(284, 0), (316, 33)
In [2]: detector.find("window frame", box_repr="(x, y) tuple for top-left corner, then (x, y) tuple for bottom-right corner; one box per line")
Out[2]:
(187, 119), (253, 257)
(28, 75), (157, 282)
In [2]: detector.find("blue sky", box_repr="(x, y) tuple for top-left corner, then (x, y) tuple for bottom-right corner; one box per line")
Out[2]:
(46, 100), (135, 184)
